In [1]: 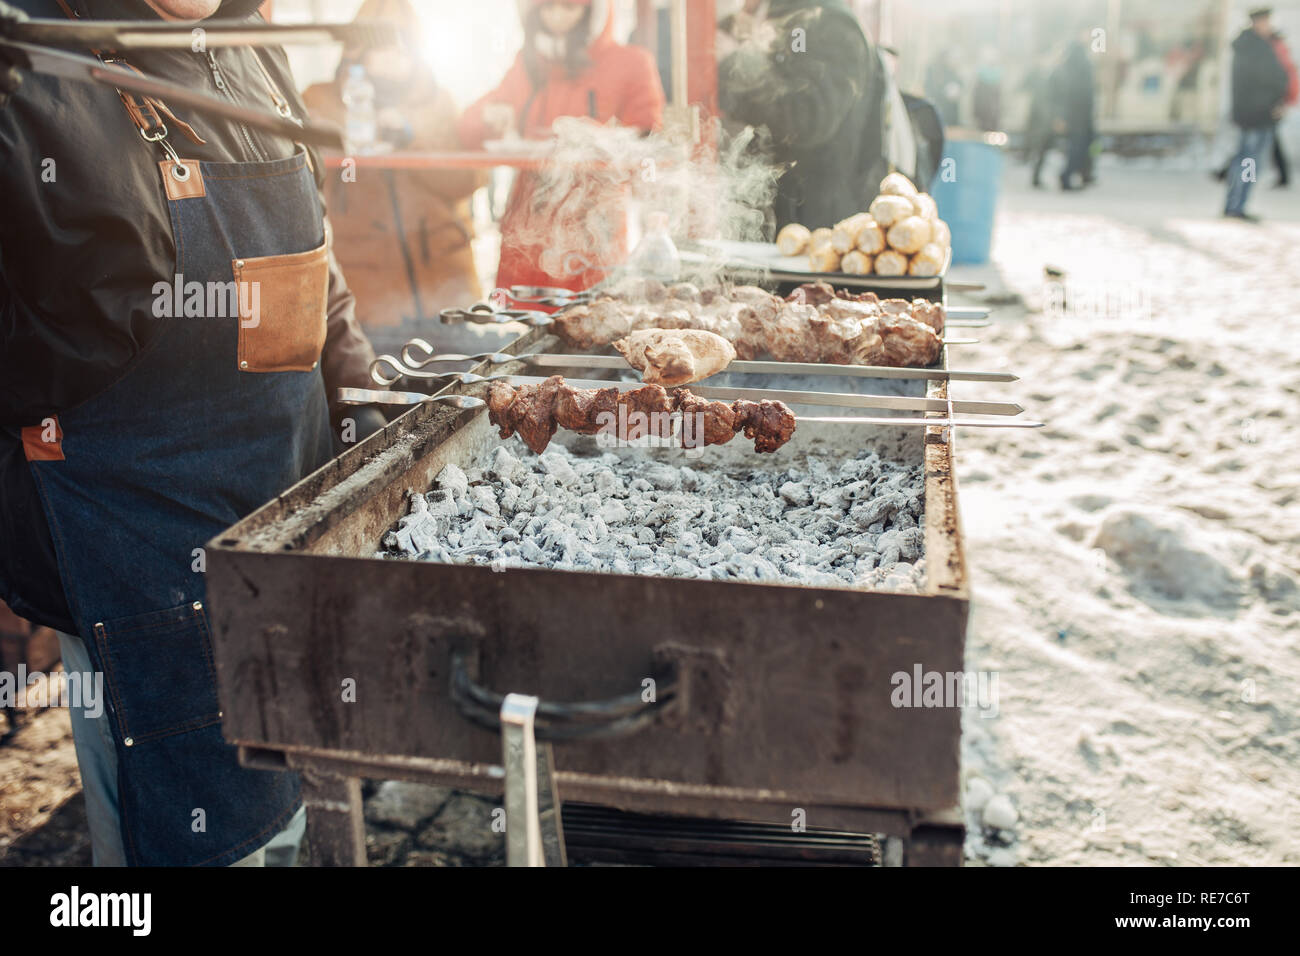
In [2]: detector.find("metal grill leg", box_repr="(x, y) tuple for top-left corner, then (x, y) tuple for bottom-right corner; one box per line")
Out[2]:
(300, 769), (366, 867)
(500, 693), (566, 867)
(535, 741), (567, 868)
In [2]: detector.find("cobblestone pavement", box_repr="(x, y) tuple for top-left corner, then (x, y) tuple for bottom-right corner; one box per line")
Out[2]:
(0, 709), (505, 867)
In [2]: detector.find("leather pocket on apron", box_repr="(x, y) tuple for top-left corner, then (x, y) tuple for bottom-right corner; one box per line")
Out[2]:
(91, 601), (223, 746)
(233, 238), (329, 373)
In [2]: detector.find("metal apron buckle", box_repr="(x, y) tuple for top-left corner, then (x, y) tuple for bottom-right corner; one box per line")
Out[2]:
(140, 124), (190, 181)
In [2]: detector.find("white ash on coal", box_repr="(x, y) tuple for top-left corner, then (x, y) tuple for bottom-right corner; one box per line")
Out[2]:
(379, 440), (926, 592)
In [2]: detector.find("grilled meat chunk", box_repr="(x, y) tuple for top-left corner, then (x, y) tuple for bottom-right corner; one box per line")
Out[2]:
(675, 390), (738, 447)
(553, 382), (621, 435)
(731, 399), (798, 454)
(488, 376), (562, 454)
(614, 328), (738, 386)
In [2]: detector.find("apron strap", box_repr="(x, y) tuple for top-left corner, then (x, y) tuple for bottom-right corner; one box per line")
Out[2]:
(51, 0), (296, 158)
(52, 0), (207, 151)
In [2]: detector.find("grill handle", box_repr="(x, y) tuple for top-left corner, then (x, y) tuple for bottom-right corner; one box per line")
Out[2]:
(450, 651), (679, 741)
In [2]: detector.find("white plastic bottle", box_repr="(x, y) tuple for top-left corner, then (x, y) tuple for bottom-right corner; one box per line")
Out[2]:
(342, 64), (377, 155)
(629, 212), (681, 282)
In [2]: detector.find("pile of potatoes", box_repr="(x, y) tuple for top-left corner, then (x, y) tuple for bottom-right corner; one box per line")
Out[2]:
(776, 173), (951, 277)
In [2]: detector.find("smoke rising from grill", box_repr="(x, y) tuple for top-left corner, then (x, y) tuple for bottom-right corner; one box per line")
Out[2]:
(519, 116), (786, 281)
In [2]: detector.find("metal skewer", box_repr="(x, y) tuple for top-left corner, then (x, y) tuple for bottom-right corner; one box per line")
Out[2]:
(513, 353), (1016, 382)
(343, 377), (1025, 417)
(944, 307), (990, 321)
(374, 346), (1016, 387)
(337, 387), (1042, 431)
(437, 308), (980, 345)
(800, 416), (1043, 429)
(338, 388), (485, 409)
(501, 377), (1023, 416)
(372, 353), (515, 385)
(399, 341), (518, 369)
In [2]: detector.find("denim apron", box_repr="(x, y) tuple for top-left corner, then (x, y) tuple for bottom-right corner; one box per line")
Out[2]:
(26, 62), (334, 865)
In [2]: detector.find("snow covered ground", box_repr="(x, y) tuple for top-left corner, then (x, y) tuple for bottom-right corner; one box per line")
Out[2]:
(951, 159), (1300, 865)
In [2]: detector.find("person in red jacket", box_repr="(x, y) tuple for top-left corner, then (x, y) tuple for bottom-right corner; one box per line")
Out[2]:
(459, 0), (665, 293)
(1270, 29), (1298, 186)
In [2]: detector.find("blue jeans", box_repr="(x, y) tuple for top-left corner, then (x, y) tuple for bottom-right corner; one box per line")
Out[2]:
(1224, 125), (1274, 215)
(57, 630), (307, 867)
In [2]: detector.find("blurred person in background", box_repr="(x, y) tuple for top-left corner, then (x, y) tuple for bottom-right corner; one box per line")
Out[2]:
(1223, 6), (1289, 220)
(1217, 24), (1298, 188)
(925, 47), (963, 127)
(1050, 32), (1096, 191)
(458, 0), (665, 293)
(1021, 48), (1057, 188)
(718, 0), (897, 229)
(971, 47), (1002, 132)
(303, 0), (485, 340)
(1268, 28), (1298, 187)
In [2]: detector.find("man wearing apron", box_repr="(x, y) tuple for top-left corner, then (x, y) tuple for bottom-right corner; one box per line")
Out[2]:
(0, 0), (383, 865)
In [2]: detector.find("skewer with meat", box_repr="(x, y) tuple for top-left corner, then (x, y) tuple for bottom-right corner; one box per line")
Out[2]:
(553, 281), (943, 368)
(487, 376), (796, 455)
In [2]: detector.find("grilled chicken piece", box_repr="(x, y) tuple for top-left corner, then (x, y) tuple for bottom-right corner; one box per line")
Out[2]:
(881, 297), (944, 333)
(614, 329), (738, 386)
(787, 281), (837, 306)
(553, 299), (634, 351)
(876, 314), (942, 367)
(908, 297), (945, 332)
(822, 297), (882, 322)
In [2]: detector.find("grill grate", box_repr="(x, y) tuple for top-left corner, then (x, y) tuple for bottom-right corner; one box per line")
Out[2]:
(561, 803), (880, 867)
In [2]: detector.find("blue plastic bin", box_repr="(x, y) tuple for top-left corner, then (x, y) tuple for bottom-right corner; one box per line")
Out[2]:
(928, 130), (1005, 265)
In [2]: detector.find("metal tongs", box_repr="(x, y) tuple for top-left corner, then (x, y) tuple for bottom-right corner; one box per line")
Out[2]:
(439, 305), (554, 327)
(503, 285), (594, 308)
(0, 12), (401, 149)
(6, 15), (400, 51)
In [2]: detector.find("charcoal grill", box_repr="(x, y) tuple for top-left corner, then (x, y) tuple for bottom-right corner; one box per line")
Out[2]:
(206, 318), (978, 867)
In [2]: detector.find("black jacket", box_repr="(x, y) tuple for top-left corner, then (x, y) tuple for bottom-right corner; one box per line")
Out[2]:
(1050, 41), (1095, 135)
(719, 0), (882, 230)
(0, 0), (375, 426)
(1231, 27), (1288, 128)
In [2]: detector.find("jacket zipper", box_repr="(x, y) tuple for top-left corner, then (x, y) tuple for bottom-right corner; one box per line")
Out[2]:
(203, 50), (268, 163)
